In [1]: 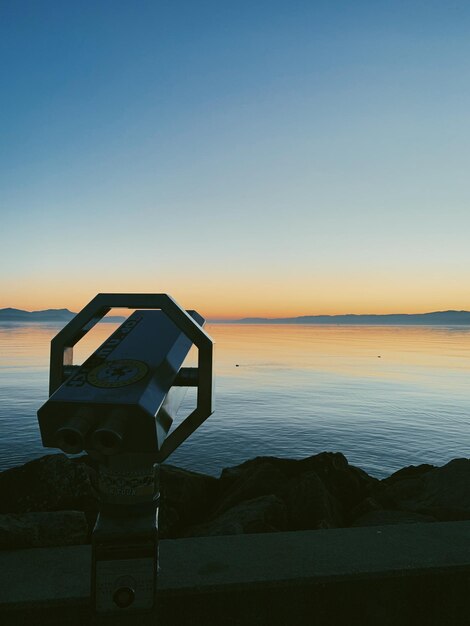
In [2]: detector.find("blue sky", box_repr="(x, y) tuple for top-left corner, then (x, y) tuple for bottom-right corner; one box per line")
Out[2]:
(1, 1), (470, 317)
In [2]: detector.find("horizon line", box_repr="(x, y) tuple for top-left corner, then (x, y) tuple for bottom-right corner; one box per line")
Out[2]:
(208, 309), (470, 322)
(2, 306), (470, 319)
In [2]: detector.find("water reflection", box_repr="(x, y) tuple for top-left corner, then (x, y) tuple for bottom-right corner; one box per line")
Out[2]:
(214, 323), (470, 387)
(0, 322), (469, 477)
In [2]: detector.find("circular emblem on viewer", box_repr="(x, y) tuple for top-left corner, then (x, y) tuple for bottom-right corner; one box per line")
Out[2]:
(87, 359), (149, 388)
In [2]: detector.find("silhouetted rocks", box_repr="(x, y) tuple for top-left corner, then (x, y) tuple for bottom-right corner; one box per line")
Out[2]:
(283, 470), (343, 530)
(159, 464), (219, 538)
(373, 458), (470, 521)
(214, 452), (376, 531)
(184, 495), (286, 537)
(0, 452), (468, 548)
(0, 454), (98, 515)
(215, 459), (288, 516)
(0, 511), (88, 549)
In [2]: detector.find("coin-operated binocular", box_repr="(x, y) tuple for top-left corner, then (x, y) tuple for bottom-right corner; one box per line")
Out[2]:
(37, 294), (214, 624)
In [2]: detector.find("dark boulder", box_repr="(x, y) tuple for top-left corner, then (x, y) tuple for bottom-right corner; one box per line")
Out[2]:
(214, 460), (288, 516)
(216, 452), (377, 526)
(0, 454), (98, 516)
(382, 463), (436, 485)
(282, 470), (343, 530)
(348, 496), (384, 523)
(219, 456), (300, 488)
(183, 495), (286, 537)
(159, 464), (219, 537)
(376, 458), (470, 521)
(297, 452), (378, 515)
(0, 511), (88, 550)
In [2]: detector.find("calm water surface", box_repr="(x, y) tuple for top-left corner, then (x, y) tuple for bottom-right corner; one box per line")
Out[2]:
(0, 322), (469, 478)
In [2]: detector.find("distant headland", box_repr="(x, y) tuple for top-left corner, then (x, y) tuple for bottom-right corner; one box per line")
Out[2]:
(0, 308), (125, 323)
(227, 310), (470, 325)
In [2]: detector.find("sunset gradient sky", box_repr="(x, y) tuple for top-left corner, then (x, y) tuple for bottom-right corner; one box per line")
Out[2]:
(2, 1), (470, 319)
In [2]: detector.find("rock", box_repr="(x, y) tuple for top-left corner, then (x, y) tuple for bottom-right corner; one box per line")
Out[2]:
(159, 464), (219, 537)
(0, 454), (98, 515)
(298, 451), (350, 473)
(348, 496), (383, 522)
(377, 458), (470, 521)
(183, 495), (286, 537)
(351, 509), (437, 527)
(298, 452), (378, 515)
(383, 463), (437, 485)
(0, 511), (88, 549)
(214, 453), (377, 529)
(1, 453), (466, 543)
(282, 470), (343, 530)
(219, 452), (354, 487)
(219, 456), (300, 487)
(214, 460), (288, 516)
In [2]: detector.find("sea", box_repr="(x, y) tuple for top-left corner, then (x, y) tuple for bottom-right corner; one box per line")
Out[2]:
(0, 322), (469, 479)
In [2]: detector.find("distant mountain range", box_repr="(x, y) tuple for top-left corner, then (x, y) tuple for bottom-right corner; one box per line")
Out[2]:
(2, 308), (470, 326)
(232, 310), (470, 325)
(0, 308), (125, 323)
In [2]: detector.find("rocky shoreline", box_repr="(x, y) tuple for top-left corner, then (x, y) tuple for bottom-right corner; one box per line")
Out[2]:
(0, 452), (469, 550)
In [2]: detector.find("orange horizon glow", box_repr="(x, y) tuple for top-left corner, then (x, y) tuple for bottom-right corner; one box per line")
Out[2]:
(2, 298), (470, 321)
(2, 270), (469, 321)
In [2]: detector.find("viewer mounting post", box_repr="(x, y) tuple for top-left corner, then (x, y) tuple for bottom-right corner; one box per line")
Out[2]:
(37, 293), (214, 624)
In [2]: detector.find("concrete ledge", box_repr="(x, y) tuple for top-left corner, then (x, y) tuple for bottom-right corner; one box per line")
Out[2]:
(1, 521), (470, 625)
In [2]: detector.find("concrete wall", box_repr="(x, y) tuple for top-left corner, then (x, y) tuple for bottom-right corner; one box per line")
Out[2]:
(1, 521), (469, 626)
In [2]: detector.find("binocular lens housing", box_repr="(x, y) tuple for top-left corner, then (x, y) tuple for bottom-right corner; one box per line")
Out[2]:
(91, 410), (127, 456)
(55, 409), (93, 454)
(56, 428), (83, 454)
(55, 409), (129, 456)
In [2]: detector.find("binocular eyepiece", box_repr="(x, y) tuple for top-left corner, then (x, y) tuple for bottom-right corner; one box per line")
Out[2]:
(91, 411), (128, 455)
(55, 408), (130, 456)
(55, 408), (93, 454)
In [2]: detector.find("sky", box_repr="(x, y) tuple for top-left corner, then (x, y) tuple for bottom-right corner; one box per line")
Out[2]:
(1, 0), (470, 319)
